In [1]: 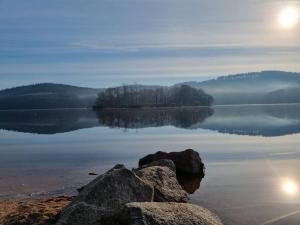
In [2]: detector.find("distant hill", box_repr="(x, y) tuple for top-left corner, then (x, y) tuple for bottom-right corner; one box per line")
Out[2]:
(1, 71), (300, 109)
(0, 83), (102, 110)
(263, 87), (300, 104)
(180, 71), (300, 105)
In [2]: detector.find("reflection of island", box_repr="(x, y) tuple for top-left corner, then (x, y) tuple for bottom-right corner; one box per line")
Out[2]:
(1, 104), (300, 137)
(0, 107), (213, 134)
(96, 107), (214, 129)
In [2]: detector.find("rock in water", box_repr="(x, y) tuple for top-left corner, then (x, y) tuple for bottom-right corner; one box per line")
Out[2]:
(135, 166), (189, 203)
(56, 165), (154, 225)
(177, 173), (203, 194)
(136, 157), (203, 194)
(88, 172), (97, 176)
(123, 202), (223, 225)
(139, 149), (205, 176)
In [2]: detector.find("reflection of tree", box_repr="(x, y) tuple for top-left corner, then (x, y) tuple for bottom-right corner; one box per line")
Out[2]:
(96, 107), (214, 129)
(0, 108), (213, 134)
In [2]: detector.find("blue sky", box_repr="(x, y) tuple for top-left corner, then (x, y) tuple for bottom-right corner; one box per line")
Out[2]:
(0, 0), (300, 89)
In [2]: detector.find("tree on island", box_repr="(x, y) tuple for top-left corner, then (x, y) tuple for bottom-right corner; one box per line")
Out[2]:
(95, 85), (213, 108)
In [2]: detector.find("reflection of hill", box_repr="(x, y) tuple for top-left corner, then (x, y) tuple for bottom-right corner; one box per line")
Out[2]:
(1, 105), (300, 137)
(0, 109), (98, 134)
(197, 105), (300, 137)
(96, 108), (214, 129)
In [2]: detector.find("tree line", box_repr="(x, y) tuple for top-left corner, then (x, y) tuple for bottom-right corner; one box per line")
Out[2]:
(95, 85), (213, 108)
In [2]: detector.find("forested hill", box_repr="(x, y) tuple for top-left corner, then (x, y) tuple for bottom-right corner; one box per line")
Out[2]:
(180, 71), (300, 105)
(0, 83), (101, 110)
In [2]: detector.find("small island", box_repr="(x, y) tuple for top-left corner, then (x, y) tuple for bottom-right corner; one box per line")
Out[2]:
(94, 85), (214, 108)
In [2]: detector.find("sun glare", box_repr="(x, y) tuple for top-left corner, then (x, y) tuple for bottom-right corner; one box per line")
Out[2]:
(278, 6), (299, 29)
(282, 179), (299, 195)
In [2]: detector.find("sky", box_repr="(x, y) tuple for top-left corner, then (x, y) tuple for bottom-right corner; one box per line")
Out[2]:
(0, 0), (300, 89)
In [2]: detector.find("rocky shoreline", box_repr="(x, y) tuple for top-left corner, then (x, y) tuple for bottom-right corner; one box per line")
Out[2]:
(0, 149), (223, 225)
(0, 196), (72, 225)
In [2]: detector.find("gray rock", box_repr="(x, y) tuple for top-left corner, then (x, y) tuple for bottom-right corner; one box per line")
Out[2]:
(56, 164), (154, 225)
(138, 159), (176, 173)
(123, 202), (223, 225)
(135, 166), (189, 203)
(55, 202), (103, 225)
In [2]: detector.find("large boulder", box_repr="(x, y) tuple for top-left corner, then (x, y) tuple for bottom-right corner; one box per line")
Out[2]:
(122, 202), (223, 225)
(135, 166), (189, 203)
(139, 149), (205, 176)
(56, 165), (154, 225)
(56, 202), (104, 225)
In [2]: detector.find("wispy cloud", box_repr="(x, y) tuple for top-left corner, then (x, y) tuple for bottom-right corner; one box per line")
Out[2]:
(0, 0), (299, 89)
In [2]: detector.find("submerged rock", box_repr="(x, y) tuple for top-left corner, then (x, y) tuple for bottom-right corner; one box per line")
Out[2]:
(139, 149), (205, 176)
(123, 202), (223, 225)
(135, 166), (188, 203)
(56, 164), (154, 225)
(177, 173), (203, 194)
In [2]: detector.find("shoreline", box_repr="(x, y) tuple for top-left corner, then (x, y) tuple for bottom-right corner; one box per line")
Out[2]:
(0, 102), (300, 112)
(0, 149), (222, 225)
(0, 196), (73, 225)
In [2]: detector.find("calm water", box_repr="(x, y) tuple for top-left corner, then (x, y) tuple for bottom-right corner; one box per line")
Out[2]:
(1, 105), (300, 225)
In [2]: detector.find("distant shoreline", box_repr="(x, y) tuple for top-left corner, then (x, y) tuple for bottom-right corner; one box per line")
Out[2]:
(214, 103), (300, 107)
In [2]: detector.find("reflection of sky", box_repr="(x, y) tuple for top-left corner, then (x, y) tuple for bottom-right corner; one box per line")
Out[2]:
(1, 0), (300, 89)
(1, 108), (300, 224)
(197, 105), (300, 137)
(1, 126), (300, 157)
(193, 160), (300, 225)
(1, 125), (300, 176)
(1, 126), (300, 224)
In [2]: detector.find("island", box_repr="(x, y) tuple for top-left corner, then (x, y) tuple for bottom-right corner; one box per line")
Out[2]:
(94, 85), (214, 108)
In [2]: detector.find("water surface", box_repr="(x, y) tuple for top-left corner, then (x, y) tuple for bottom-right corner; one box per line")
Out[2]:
(1, 105), (300, 225)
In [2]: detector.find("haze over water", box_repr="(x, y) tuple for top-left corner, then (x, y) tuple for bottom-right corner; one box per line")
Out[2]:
(1, 104), (300, 225)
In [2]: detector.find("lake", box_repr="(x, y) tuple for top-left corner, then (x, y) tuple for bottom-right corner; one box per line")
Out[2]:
(1, 104), (300, 225)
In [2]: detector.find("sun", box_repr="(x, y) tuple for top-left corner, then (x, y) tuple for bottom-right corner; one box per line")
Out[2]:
(278, 6), (299, 29)
(282, 179), (298, 195)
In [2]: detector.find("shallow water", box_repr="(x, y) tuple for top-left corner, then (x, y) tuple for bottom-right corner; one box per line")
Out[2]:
(1, 105), (300, 225)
